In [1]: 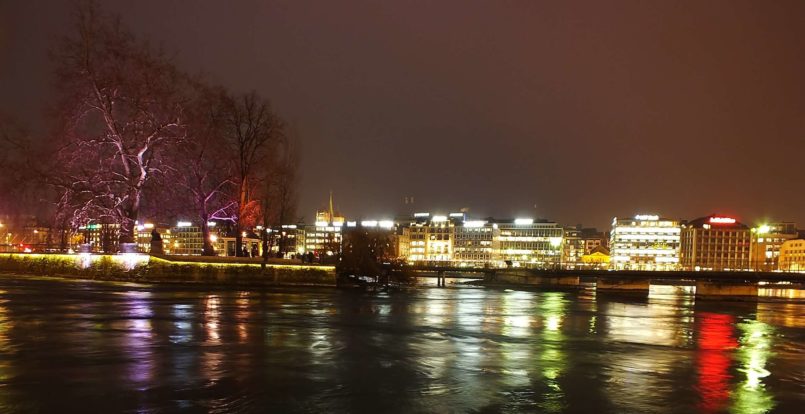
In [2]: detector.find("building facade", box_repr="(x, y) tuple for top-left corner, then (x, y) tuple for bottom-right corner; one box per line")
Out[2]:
(779, 239), (805, 272)
(610, 214), (681, 271)
(561, 227), (585, 269)
(495, 219), (563, 268)
(679, 215), (751, 271)
(750, 222), (798, 271)
(453, 220), (499, 267)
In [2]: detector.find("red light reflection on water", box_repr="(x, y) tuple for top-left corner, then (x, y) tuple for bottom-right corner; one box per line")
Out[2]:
(697, 312), (738, 412)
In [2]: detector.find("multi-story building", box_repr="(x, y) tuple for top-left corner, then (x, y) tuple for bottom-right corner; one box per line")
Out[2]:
(304, 222), (343, 256)
(497, 219), (564, 268)
(610, 214), (681, 271)
(779, 239), (805, 272)
(304, 194), (346, 257)
(561, 227), (585, 269)
(750, 222), (798, 271)
(581, 228), (608, 254)
(265, 224), (305, 258)
(424, 215), (455, 263)
(679, 215), (751, 271)
(397, 214), (563, 268)
(581, 245), (610, 269)
(170, 221), (206, 255)
(453, 219), (499, 267)
(80, 223), (120, 253)
(135, 223), (173, 254)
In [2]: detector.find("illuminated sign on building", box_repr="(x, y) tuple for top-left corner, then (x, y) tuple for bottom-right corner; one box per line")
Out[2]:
(709, 217), (737, 225)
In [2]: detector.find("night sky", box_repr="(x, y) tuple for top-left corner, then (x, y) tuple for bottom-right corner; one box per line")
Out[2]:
(2, 0), (805, 229)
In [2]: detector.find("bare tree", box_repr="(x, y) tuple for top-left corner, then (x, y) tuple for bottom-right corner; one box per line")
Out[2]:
(51, 1), (187, 249)
(221, 91), (284, 256)
(259, 129), (299, 259)
(166, 84), (236, 256)
(0, 114), (60, 249)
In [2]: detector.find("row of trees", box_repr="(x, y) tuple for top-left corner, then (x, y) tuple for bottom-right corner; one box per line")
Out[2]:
(1, 2), (298, 256)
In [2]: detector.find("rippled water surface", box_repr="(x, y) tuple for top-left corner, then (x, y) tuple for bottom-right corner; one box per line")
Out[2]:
(0, 276), (803, 413)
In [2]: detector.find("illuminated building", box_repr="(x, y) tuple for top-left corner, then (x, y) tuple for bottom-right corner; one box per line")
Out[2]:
(135, 223), (172, 254)
(398, 213), (455, 263)
(581, 228), (608, 254)
(749, 222), (798, 271)
(581, 245), (610, 269)
(561, 227), (584, 269)
(398, 213), (459, 263)
(398, 214), (563, 268)
(79, 222), (120, 253)
(304, 193), (346, 256)
(680, 215), (751, 271)
(496, 218), (564, 268)
(264, 224), (305, 257)
(170, 222), (205, 255)
(778, 239), (805, 272)
(610, 214), (681, 271)
(453, 219), (499, 267)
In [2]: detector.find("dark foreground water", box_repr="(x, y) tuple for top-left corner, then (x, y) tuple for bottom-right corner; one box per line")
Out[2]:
(0, 277), (802, 413)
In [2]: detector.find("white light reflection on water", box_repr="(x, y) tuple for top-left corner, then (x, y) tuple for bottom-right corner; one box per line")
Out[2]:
(236, 291), (250, 343)
(0, 278), (802, 413)
(202, 294), (223, 387)
(123, 290), (154, 388)
(170, 304), (193, 344)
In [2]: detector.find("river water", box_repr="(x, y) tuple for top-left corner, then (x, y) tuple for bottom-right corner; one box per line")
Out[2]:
(0, 276), (802, 413)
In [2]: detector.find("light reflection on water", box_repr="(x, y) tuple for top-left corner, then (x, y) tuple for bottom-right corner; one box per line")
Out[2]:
(0, 277), (801, 413)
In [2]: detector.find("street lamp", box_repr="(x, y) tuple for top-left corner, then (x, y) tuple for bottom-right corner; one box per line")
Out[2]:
(550, 237), (563, 270)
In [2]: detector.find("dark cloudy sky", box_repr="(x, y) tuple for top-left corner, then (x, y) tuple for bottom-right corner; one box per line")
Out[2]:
(2, 0), (804, 228)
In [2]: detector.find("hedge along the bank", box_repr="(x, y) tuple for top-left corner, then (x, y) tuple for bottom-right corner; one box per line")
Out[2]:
(139, 257), (336, 286)
(0, 254), (336, 286)
(0, 253), (144, 279)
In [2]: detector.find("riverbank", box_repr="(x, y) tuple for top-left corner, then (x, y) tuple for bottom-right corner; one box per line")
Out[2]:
(0, 253), (337, 287)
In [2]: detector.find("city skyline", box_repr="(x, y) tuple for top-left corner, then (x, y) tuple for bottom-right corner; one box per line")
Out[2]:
(3, 0), (805, 229)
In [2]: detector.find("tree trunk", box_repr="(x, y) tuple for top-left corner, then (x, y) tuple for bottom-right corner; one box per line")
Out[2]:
(235, 229), (243, 257)
(201, 217), (215, 256)
(119, 205), (138, 245)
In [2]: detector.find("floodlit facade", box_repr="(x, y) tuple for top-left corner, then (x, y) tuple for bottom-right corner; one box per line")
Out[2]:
(135, 223), (172, 254)
(561, 227), (585, 269)
(265, 224), (305, 257)
(779, 239), (805, 272)
(495, 219), (563, 268)
(398, 213), (458, 264)
(750, 222), (798, 271)
(397, 214), (562, 268)
(170, 222), (206, 255)
(610, 214), (681, 271)
(680, 215), (751, 271)
(581, 245), (610, 269)
(304, 194), (346, 256)
(453, 220), (499, 267)
(79, 223), (120, 253)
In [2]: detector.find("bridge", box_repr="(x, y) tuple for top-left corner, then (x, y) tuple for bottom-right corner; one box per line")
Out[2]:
(398, 265), (805, 298)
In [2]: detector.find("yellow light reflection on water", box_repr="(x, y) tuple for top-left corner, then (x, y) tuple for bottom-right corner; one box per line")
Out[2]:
(0, 289), (11, 385)
(538, 292), (567, 411)
(731, 320), (775, 414)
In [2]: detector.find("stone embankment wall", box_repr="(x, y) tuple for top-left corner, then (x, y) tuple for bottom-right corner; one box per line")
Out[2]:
(0, 253), (336, 286)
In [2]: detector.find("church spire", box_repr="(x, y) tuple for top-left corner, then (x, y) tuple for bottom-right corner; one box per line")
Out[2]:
(329, 190), (334, 220)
